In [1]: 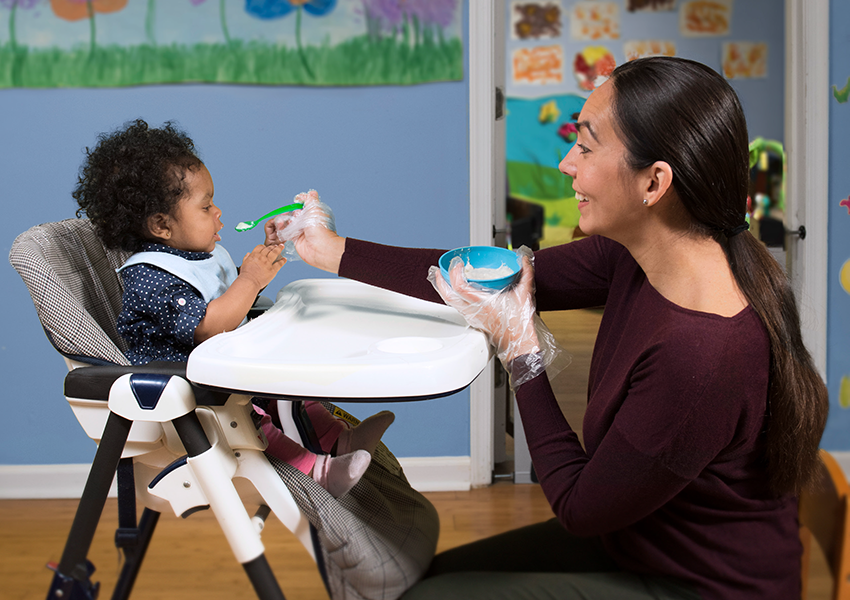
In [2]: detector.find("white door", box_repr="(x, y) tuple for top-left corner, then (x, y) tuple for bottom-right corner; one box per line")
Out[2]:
(784, 0), (829, 378)
(468, 0), (506, 486)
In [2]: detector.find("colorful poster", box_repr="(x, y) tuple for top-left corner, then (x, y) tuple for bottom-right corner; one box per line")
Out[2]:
(570, 2), (620, 41)
(512, 45), (564, 85)
(627, 0), (677, 11)
(0, 0), (464, 88)
(722, 42), (767, 79)
(573, 45), (615, 91)
(624, 40), (677, 61)
(679, 0), (732, 37)
(511, 1), (562, 40)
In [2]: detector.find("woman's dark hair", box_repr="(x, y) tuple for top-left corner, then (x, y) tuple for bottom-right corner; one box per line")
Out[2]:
(608, 56), (828, 495)
(73, 119), (203, 252)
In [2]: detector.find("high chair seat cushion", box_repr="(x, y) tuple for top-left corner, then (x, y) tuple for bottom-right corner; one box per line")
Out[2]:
(267, 404), (440, 600)
(65, 362), (229, 406)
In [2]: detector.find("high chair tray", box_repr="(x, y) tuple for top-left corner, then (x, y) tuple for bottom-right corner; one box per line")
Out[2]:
(186, 278), (491, 400)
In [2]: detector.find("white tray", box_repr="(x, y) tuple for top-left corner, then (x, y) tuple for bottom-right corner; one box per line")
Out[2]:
(186, 278), (491, 399)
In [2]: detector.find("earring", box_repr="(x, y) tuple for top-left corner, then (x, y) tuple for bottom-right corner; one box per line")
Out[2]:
(643, 199), (649, 206)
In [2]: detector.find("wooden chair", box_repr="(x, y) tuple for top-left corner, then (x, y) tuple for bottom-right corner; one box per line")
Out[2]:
(799, 449), (850, 600)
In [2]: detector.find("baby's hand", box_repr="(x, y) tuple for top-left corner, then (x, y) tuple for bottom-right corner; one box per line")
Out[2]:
(239, 244), (286, 289)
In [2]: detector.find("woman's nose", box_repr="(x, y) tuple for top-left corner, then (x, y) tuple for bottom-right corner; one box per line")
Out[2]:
(559, 145), (577, 177)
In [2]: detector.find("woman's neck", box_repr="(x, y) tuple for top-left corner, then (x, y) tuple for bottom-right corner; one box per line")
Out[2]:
(627, 226), (748, 317)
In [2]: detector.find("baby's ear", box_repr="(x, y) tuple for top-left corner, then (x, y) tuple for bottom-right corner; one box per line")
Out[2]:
(146, 213), (172, 242)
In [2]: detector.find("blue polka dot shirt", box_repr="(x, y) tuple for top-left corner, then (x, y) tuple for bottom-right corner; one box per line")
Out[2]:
(118, 242), (210, 365)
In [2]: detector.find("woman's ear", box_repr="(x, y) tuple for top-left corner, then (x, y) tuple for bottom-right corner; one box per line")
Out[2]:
(642, 161), (674, 208)
(146, 213), (172, 242)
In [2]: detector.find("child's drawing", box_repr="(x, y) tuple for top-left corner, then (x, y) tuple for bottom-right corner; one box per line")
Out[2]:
(722, 42), (767, 79)
(570, 2), (620, 41)
(679, 0), (732, 37)
(512, 45), (564, 85)
(511, 1), (562, 40)
(624, 40), (676, 61)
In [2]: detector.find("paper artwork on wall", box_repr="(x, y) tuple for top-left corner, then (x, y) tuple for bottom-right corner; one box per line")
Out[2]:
(627, 0), (677, 12)
(511, 1), (562, 40)
(512, 45), (564, 85)
(573, 45), (616, 91)
(721, 42), (767, 79)
(834, 76), (850, 104)
(624, 40), (676, 61)
(570, 2), (620, 41)
(0, 0), (464, 88)
(679, 0), (732, 37)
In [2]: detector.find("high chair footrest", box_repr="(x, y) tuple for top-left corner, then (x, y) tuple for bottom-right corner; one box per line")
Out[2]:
(64, 362), (229, 405)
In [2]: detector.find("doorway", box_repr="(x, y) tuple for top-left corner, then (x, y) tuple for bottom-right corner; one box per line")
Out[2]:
(467, 0), (829, 483)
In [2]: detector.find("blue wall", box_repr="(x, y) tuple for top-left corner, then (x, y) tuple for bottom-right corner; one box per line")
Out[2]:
(0, 8), (471, 465)
(825, 0), (850, 451)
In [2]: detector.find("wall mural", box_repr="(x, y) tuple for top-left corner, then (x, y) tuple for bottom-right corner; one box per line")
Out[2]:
(0, 0), (463, 88)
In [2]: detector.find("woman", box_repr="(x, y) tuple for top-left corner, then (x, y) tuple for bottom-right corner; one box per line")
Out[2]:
(290, 57), (829, 599)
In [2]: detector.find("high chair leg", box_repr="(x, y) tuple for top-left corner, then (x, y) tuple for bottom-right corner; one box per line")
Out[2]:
(172, 411), (286, 600)
(47, 411), (132, 600)
(110, 508), (160, 600)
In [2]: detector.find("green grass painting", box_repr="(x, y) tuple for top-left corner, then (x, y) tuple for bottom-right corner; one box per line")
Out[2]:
(0, 36), (463, 88)
(0, 0), (463, 88)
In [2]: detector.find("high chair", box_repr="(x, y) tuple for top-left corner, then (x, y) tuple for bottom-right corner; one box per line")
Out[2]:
(10, 218), (489, 600)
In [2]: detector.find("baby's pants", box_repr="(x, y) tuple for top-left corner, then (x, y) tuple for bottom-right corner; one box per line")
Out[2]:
(254, 401), (346, 474)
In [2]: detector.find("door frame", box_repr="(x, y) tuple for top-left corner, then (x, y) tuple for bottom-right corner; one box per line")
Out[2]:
(467, 0), (830, 483)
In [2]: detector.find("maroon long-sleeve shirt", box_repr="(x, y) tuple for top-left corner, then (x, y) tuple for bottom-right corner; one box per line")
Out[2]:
(340, 235), (801, 599)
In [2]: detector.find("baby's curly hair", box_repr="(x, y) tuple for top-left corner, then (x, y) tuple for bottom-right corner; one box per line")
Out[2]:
(73, 119), (203, 252)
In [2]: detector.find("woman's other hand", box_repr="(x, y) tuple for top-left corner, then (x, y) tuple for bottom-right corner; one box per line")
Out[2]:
(431, 254), (541, 364)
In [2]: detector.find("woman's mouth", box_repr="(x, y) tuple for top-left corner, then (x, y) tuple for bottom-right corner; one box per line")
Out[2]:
(576, 192), (589, 204)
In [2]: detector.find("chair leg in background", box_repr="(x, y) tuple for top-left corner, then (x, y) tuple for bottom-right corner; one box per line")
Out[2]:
(110, 508), (160, 600)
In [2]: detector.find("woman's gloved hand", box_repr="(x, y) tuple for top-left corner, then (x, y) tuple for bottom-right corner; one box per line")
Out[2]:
(427, 246), (569, 389)
(268, 189), (345, 273)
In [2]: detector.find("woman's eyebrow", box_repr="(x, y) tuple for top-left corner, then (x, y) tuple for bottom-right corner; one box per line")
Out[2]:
(574, 119), (598, 142)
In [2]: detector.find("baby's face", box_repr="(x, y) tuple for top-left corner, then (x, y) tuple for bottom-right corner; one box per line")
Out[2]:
(163, 164), (223, 253)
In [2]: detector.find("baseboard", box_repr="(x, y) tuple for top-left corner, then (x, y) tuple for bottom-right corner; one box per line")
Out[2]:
(0, 456), (472, 499)
(6, 453), (847, 500)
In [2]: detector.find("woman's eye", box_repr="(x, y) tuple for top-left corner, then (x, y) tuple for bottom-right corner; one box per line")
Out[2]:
(577, 144), (590, 154)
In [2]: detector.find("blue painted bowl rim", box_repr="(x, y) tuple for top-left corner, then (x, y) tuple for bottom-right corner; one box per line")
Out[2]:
(439, 246), (520, 290)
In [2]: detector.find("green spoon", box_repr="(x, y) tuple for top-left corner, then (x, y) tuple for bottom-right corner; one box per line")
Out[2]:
(234, 202), (304, 232)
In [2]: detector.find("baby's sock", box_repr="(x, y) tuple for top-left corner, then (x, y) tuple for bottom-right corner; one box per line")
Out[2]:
(335, 410), (395, 456)
(312, 450), (371, 498)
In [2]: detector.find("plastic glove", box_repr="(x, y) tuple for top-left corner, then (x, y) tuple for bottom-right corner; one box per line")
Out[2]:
(272, 189), (336, 262)
(427, 246), (569, 389)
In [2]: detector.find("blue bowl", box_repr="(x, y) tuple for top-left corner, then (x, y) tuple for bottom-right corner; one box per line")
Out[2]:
(439, 246), (521, 290)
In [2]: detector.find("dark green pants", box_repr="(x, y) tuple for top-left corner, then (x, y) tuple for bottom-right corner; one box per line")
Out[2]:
(402, 519), (701, 600)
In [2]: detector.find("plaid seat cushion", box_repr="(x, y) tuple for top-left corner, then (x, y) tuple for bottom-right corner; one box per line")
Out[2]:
(9, 218), (131, 366)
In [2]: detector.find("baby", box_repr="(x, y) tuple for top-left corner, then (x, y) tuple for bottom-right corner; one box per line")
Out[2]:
(73, 119), (393, 497)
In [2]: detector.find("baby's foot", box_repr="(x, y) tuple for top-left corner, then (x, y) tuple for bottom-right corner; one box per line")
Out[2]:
(335, 410), (395, 456)
(312, 450), (371, 498)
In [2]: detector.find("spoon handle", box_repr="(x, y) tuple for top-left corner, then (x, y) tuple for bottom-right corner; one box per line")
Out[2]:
(256, 202), (304, 222)
(235, 202), (303, 231)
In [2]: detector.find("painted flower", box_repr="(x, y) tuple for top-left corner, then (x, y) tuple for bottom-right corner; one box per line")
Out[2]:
(245, 0), (336, 20)
(557, 122), (578, 144)
(50, 0), (127, 21)
(245, 0), (337, 79)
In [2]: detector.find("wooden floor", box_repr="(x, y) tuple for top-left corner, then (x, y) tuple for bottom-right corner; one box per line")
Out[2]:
(0, 309), (831, 599)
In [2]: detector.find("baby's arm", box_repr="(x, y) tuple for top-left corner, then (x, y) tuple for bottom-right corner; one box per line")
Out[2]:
(193, 244), (285, 343)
